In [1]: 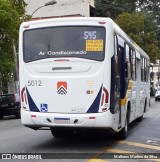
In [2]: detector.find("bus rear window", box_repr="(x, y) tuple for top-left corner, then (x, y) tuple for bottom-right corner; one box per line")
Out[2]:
(23, 26), (105, 62)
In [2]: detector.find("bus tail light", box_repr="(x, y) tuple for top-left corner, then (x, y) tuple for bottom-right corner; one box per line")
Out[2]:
(98, 22), (106, 24)
(89, 117), (96, 119)
(31, 115), (37, 118)
(23, 25), (30, 28)
(103, 87), (109, 104)
(21, 87), (28, 110)
(101, 87), (109, 111)
(102, 108), (107, 111)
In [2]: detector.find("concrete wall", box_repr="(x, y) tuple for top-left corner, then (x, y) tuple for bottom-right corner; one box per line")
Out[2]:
(25, 0), (94, 18)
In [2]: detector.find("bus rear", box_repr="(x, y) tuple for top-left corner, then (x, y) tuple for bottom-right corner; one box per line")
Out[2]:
(19, 18), (114, 136)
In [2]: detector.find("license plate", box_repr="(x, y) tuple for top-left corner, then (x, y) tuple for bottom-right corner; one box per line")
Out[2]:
(54, 118), (70, 124)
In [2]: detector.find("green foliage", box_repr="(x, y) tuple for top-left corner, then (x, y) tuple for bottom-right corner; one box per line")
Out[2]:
(115, 12), (159, 63)
(137, 0), (160, 57)
(137, 0), (160, 24)
(95, 0), (136, 18)
(0, 0), (28, 93)
(94, 0), (160, 63)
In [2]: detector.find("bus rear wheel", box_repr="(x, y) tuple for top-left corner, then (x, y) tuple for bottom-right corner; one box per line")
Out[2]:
(51, 128), (73, 138)
(118, 110), (129, 140)
(138, 99), (146, 122)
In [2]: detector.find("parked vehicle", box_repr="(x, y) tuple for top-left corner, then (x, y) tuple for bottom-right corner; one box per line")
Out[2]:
(155, 88), (160, 101)
(0, 94), (21, 119)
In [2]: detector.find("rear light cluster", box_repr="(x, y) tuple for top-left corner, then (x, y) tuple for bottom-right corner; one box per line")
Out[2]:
(98, 22), (106, 24)
(31, 115), (36, 118)
(21, 87), (28, 110)
(101, 87), (109, 112)
(23, 25), (30, 28)
(89, 117), (96, 119)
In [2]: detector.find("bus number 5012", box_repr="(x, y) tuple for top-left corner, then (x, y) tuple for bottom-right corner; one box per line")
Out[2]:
(28, 80), (42, 86)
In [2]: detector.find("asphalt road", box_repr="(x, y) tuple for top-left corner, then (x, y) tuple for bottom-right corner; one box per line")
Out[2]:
(0, 98), (160, 162)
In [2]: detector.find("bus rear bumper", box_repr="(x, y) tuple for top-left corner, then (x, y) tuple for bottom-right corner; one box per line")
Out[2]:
(21, 109), (113, 129)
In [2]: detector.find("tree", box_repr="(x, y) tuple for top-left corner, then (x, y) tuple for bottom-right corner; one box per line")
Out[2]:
(137, 0), (160, 55)
(94, 0), (160, 63)
(137, 0), (160, 24)
(115, 12), (159, 63)
(95, 0), (136, 18)
(0, 0), (28, 93)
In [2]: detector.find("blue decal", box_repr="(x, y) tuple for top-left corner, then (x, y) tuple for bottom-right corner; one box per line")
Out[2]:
(26, 88), (40, 112)
(86, 86), (102, 113)
(40, 103), (48, 112)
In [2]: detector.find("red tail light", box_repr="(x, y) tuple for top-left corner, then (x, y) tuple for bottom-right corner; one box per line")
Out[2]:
(103, 87), (109, 104)
(21, 87), (25, 102)
(23, 25), (30, 28)
(89, 117), (96, 119)
(101, 87), (109, 111)
(31, 115), (36, 118)
(98, 22), (106, 24)
(102, 108), (107, 111)
(21, 87), (28, 105)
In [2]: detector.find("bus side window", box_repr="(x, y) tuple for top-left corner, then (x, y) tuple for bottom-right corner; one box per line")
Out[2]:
(141, 57), (145, 82)
(131, 50), (136, 81)
(114, 35), (118, 56)
(146, 60), (150, 82)
(125, 44), (131, 79)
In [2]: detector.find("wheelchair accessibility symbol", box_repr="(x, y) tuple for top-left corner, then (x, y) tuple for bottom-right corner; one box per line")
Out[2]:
(40, 103), (48, 112)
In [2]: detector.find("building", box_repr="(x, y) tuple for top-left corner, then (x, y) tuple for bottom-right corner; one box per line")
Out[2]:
(7, 0), (95, 94)
(25, 0), (95, 18)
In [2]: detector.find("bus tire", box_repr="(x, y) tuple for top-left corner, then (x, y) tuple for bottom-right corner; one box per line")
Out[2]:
(118, 117), (128, 140)
(138, 99), (146, 122)
(137, 114), (143, 122)
(118, 108), (130, 140)
(51, 128), (73, 138)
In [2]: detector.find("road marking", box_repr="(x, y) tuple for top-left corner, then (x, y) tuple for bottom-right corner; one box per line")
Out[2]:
(118, 141), (160, 151)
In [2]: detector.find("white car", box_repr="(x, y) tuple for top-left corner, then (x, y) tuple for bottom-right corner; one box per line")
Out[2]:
(155, 88), (160, 101)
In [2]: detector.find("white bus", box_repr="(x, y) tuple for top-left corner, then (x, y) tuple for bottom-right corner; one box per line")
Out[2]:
(19, 17), (150, 139)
